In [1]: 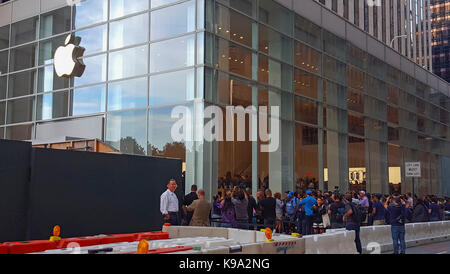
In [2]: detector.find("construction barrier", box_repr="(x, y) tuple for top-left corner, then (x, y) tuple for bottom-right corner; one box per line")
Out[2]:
(359, 221), (450, 253)
(3, 240), (59, 254)
(136, 231), (169, 241)
(99, 234), (137, 245)
(59, 236), (102, 248)
(0, 245), (8, 254)
(303, 231), (357, 254)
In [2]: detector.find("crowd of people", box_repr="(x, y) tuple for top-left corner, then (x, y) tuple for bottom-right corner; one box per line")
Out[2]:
(160, 179), (450, 254)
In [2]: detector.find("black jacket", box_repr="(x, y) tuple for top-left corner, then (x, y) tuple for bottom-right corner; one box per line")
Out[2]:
(412, 203), (428, 223)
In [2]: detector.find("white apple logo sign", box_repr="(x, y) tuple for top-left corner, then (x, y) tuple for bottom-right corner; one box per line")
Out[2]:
(54, 34), (86, 78)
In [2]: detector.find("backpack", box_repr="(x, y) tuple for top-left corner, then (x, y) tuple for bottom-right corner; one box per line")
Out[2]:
(335, 205), (345, 222)
(349, 202), (366, 225)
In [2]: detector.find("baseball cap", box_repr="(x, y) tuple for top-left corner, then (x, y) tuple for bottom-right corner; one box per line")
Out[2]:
(287, 191), (294, 198)
(306, 190), (312, 195)
(359, 191), (365, 195)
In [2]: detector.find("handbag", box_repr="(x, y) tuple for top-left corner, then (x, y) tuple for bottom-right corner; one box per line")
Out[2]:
(322, 212), (331, 228)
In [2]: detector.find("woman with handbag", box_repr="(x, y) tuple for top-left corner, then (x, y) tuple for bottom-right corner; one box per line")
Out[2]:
(312, 198), (327, 234)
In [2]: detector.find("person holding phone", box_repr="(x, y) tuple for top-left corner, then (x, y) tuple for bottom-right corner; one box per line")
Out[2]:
(384, 197), (406, 254)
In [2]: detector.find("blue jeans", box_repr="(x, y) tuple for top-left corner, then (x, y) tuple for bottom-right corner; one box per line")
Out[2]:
(391, 225), (406, 254)
(211, 213), (221, 227)
(346, 224), (362, 254)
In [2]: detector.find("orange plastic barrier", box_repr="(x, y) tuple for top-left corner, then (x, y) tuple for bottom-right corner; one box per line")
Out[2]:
(0, 245), (8, 254)
(59, 237), (101, 248)
(3, 240), (58, 254)
(136, 231), (169, 241)
(99, 233), (138, 245)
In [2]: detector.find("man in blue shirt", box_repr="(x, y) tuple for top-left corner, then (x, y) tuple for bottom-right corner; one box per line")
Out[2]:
(372, 194), (386, 226)
(298, 190), (317, 235)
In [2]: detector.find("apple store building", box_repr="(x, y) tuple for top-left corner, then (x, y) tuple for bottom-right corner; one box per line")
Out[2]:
(0, 0), (450, 199)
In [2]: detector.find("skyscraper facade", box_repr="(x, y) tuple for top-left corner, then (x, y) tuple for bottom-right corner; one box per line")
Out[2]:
(316, 0), (433, 71)
(430, 0), (450, 82)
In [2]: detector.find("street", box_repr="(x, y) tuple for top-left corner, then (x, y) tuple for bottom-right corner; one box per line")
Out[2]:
(383, 241), (450, 254)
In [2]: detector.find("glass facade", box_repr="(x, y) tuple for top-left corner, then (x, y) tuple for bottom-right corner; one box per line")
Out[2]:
(0, 0), (449, 198)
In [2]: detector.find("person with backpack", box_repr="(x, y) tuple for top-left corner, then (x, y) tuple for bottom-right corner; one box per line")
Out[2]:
(343, 194), (362, 254)
(328, 194), (345, 229)
(384, 197), (406, 254)
(284, 191), (299, 233)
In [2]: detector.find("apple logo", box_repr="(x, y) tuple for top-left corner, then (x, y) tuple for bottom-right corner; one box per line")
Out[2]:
(54, 34), (86, 78)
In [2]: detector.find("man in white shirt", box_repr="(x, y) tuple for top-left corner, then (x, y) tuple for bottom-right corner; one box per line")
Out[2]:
(160, 179), (180, 225)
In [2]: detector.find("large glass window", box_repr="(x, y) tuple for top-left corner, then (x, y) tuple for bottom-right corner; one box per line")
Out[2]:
(7, 96), (35, 124)
(74, 54), (107, 87)
(9, 43), (37, 72)
(0, 51), (7, 75)
(348, 114), (365, 136)
(70, 84), (106, 116)
(151, 0), (181, 9)
(294, 41), (321, 74)
(295, 124), (319, 188)
(295, 15), (321, 49)
(75, 24), (107, 56)
(38, 65), (69, 92)
(36, 91), (69, 121)
(108, 77), (148, 111)
(347, 90), (364, 113)
(0, 101), (5, 125)
(5, 124), (32, 141)
(258, 55), (292, 91)
(294, 69), (319, 100)
(110, 0), (148, 19)
(294, 96), (317, 125)
(150, 35), (195, 73)
(217, 0), (256, 18)
(347, 66), (365, 92)
(109, 45), (148, 81)
(0, 76), (6, 100)
(323, 56), (346, 85)
(348, 136), (366, 191)
(216, 38), (252, 79)
(109, 13), (149, 50)
(259, 0), (293, 36)
(259, 24), (293, 64)
(73, 0), (108, 29)
(151, 0), (195, 41)
(0, 25), (10, 50)
(323, 31), (346, 61)
(215, 4), (253, 48)
(11, 17), (38, 46)
(106, 109), (147, 155)
(39, 7), (71, 39)
(217, 72), (253, 107)
(347, 43), (367, 70)
(148, 105), (190, 159)
(149, 69), (195, 106)
(38, 35), (66, 65)
(324, 80), (346, 109)
(8, 69), (36, 98)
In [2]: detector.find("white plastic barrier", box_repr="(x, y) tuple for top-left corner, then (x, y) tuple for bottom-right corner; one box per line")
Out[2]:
(227, 229), (256, 244)
(303, 231), (357, 254)
(360, 225), (392, 253)
(162, 226), (229, 239)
